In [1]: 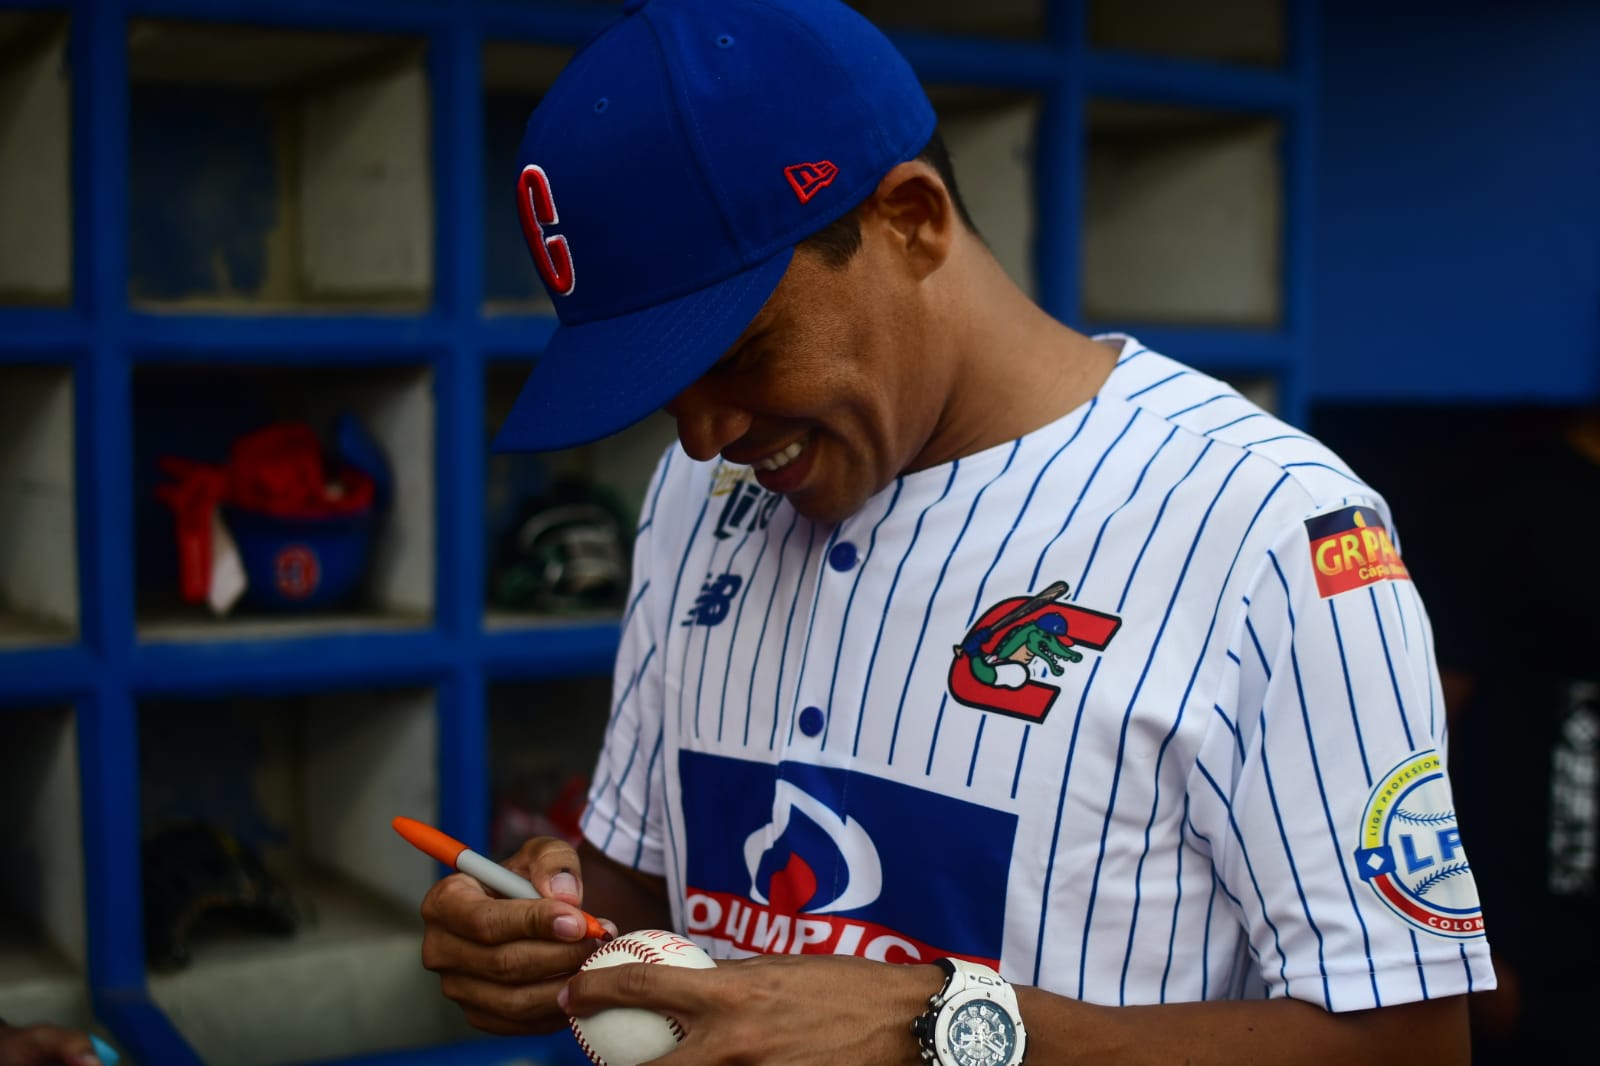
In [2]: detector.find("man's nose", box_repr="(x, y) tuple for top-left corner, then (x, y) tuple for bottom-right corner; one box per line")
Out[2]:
(664, 381), (752, 462)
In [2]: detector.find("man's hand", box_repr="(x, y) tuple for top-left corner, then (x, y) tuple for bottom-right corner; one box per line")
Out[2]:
(419, 835), (618, 1035)
(559, 952), (942, 1065)
(0, 1022), (103, 1066)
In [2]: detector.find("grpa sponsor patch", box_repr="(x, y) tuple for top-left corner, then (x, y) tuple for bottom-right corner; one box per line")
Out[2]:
(679, 752), (1015, 966)
(1352, 750), (1485, 939)
(1304, 506), (1410, 598)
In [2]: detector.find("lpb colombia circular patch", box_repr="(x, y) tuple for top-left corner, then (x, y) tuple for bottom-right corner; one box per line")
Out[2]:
(1353, 749), (1484, 939)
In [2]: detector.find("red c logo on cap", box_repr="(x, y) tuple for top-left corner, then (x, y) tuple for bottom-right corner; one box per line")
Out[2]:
(517, 164), (576, 297)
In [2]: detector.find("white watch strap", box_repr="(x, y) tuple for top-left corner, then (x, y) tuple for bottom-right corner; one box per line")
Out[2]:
(913, 958), (1027, 1066)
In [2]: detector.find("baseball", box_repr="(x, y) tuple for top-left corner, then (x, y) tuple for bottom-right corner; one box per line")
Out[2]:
(569, 929), (716, 1066)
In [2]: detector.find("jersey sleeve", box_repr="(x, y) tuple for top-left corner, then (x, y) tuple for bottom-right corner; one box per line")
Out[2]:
(1188, 495), (1495, 1011)
(580, 448), (676, 877)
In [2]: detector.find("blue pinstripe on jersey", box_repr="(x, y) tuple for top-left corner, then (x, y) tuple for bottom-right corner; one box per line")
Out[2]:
(716, 515), (778, 743)
(1124, 369), (1188, 399)
(914, 407), (1090, 777)
(1072, 425), (1178, 601)
(965, 717), (987, 788)
(1415, 590), (1442, 739)
(690, 517), (765, 739)
(1195, 760), (1294, 998)
(1179, 818), (1223, 1000)
(1212, 704), (1245, 763)
(620, 579), (650, 632)
(1368, 587), (1415, 751)
(1387, 580), (1412, 651)
(1113, 438), (1214, 617)
(1073, 438), (1222, 999)
(1189, 822), (1221, 999)
(1266, 549), (1381, 1008)
(1009, 726), (1030, 800)
(785, 525), (843, 747)
(951, 401), (1097, 796)
(664, 494), (715, 740)
(596, 646), (656, 852)
(767, 521), (821, 748)
(1031, 654), (1103, 989)
(1245, 617), (1273, 679)
(915, 442), (1022, 774)
(1282, 461), (1363, 486)
(1166, 393), (1232, 419)
(1205, 412), (1263, 435)
(970, 401), (1097, 626)
(1029, 409), (1141, 590)
(637, 447), (675, 535)
(1242, 432), (1313, 449)
(820, 480), (905, 751)
(739, 506), (804, 746)
(1328, 599), (1374, 788)
(1255, 706), (1334, 1009)
(1159, 794), (1194, 1000)
(636, 723), (668, 873)
(865, 466), (959, 760)
(1411, 930), (1429, 998)
(1120, 463), (1288, 1002)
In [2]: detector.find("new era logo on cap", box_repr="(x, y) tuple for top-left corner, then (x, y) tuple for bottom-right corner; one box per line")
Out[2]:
(784, 160), (839, 204)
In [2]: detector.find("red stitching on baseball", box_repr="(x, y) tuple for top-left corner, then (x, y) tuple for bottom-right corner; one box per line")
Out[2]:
(569, 1018), (606, 1066)
(587, 938), (665, 966)
(571, 935), (690, 1065)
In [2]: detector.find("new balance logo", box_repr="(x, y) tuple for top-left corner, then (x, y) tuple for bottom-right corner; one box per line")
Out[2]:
(784, 161), (839, 204)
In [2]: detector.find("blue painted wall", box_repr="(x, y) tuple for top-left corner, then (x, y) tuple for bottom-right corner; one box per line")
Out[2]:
(1313, 1), (1600, 402)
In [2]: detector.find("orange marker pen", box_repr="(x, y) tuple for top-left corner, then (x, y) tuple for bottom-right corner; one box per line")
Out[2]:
(392, 816), (611, 941)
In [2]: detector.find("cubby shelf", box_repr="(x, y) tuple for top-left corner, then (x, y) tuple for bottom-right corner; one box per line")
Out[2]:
(0, 1), (1315, 1063)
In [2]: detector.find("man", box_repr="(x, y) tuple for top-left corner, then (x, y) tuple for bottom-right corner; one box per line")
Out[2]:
(420, 1), (1491, 1062)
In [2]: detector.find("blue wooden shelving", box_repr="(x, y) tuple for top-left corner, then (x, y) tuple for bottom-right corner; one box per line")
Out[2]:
(0, 1), (1317, 1062)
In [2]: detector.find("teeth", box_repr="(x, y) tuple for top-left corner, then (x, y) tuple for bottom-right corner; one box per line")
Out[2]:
(753, 439), (805, 472)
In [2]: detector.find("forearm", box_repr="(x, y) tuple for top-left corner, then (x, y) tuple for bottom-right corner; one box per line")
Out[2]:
(576, 840), (673, 933)
(1016, 987), (1470, 1066)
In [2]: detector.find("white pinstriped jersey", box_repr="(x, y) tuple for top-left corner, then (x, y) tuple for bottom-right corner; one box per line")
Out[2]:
(581, 334), (1495, 1010)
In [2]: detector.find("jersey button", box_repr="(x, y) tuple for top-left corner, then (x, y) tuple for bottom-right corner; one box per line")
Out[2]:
(798, 705), (825, 737)
(828, 541), (858, 572)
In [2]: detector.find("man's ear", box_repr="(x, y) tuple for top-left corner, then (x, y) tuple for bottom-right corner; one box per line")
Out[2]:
(864, 160), (956, 280)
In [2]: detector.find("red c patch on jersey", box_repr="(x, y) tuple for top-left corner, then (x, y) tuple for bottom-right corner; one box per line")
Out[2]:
(948, 581), (1121, 723)
(1305, 506), (1410, 598)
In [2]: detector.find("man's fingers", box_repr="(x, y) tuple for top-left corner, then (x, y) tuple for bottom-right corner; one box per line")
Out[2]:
(421, 873), (597, 946)
(438, 971), (573, 1034)
(503, 837), (587, 902)
(562, 960), (711, 1019)
(422, 925), (595, 984)
(9, 1023), (98, 1063)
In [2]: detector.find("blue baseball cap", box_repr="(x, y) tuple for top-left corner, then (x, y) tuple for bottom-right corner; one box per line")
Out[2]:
(494, 0), (936, 452)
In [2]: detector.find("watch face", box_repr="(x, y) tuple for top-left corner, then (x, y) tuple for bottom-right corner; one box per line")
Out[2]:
(945, 1000), (1018, 1066)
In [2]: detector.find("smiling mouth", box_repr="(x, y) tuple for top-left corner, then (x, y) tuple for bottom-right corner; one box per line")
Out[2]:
(752, 437), (807, 473)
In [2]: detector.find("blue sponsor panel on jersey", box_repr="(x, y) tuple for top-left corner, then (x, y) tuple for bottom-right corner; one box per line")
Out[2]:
(679, 751), (1016, 966)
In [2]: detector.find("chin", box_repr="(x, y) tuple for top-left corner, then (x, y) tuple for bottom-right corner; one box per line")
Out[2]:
(787, 492), (861, 526)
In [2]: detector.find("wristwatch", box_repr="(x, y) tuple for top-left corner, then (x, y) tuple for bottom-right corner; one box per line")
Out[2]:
(911, 957), (1027, 1066)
